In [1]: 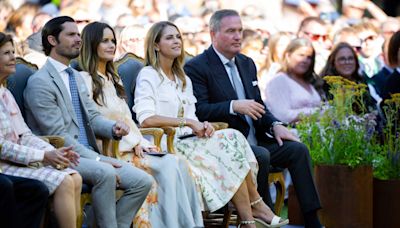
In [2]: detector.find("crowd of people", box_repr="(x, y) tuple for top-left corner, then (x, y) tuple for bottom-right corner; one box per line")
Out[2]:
(1, 0), (399, 228)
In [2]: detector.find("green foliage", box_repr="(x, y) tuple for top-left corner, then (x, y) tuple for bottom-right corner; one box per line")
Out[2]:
(373, 94), (400, 180)
(296, 76), (377, 168)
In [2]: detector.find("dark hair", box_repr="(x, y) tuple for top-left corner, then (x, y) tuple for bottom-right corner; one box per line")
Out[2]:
(41, 16), (75, 56)
(0, 32), (13, 48)
(78, 22), (126, 106)
(320, 42), (362, 82)
(209, 9), (240, 32)
(388, 31), (400, 67)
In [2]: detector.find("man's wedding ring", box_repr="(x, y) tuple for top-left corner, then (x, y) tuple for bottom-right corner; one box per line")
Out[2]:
(56, 164), (62, 170)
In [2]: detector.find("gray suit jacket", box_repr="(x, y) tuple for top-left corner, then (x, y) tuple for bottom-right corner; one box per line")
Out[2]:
(24, 59), (115, 159)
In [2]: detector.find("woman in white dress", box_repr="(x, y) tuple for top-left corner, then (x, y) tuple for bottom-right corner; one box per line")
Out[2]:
(0, 32), (82, 228)
(78, 22), (203, 228)
(134, 21), (289, 228)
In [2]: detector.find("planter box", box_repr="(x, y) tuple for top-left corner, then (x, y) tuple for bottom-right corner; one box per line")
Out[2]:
(315, 165), (373, 228)
(288, 185), (304, 225)
(373, 178), (400, 227)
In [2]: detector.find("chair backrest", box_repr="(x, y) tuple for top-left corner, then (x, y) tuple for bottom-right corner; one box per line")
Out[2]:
(114, 52), (144, 122)
(6, 57), (38, 119)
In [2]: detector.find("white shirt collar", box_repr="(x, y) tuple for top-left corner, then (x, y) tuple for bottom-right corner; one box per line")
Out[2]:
(48, 57), (69, 74)
(212, 45), (235, 66)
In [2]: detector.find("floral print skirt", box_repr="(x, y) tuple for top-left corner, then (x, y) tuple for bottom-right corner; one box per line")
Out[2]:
(175, 128), (258, 212)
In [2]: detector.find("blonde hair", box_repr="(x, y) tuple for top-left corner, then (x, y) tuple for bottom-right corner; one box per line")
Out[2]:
(281, 38), (316, 83)
(144, 21), (186, 90)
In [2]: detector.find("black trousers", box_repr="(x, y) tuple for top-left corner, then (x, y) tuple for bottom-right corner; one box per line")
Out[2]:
(0, 174), (49, 228)
(251, 140), (321, 214)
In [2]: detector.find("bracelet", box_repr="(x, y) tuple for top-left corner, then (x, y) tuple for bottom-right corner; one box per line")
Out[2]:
(178, 117), (186, 128)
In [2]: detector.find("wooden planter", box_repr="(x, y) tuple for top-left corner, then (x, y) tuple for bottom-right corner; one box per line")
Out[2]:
(315, 165), (373, 228)
(373, 178), (400, 227)
(288, 185), (304, 225)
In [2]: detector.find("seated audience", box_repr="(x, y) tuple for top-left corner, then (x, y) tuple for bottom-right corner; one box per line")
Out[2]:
(185, 10), (322, 228)
(320, 42), (376, 112)
(264, 38), (322, 124)
(116, 24), (146, 60)
(78, 21), (203, 228)
(0, 32), (81, 228)
(23, 16), (153, 228)
(297, 16), (331, 74)
(382, 30), (400, 100)
(134, 21), (288, 228)
(258, 31), (292, 98)
(353, 22), (384, 103)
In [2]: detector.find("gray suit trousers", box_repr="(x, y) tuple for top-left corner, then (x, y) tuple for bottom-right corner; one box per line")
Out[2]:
(75, 156), (153, 228)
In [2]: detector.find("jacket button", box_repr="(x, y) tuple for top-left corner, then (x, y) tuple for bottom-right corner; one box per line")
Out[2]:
(74, 135), (78, 139)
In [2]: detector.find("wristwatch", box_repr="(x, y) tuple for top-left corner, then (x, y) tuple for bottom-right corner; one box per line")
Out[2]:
(270, 121), (286, 134)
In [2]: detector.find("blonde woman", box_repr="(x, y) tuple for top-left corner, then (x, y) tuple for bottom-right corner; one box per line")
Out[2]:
(134, 21), (289, 228)
(78, 22), (203, 228)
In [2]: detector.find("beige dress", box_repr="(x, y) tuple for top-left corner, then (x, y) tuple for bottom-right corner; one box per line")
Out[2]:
(81, 72), (203, 228)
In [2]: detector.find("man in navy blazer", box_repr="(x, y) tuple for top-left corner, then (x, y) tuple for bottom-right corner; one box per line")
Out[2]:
(185, 9), (322, 227)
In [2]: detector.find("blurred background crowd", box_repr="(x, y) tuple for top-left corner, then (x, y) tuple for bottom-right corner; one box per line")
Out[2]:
(1, 0), (400, 106)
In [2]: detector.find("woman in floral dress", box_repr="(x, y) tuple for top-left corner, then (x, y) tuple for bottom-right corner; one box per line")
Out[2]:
(134, 21), (289, 228)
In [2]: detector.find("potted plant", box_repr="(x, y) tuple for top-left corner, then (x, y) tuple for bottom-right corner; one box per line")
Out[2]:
(296, 76), (378, 228)
(372, 93), (400, 227)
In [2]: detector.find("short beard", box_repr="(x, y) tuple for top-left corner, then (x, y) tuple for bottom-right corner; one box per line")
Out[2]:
(56, 48), (80, 60)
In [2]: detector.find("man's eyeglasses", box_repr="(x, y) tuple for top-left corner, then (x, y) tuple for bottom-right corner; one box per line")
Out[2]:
(337, 56), (356, 64)
(303, 31), (328, 42)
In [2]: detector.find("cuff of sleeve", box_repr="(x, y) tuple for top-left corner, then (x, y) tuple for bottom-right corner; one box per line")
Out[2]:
(111, 124), (122, 140)
(31, 149), (45, 163)
(229, 101), (237, 115)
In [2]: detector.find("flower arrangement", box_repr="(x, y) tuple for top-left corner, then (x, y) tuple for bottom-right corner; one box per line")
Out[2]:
(296, 76), (378, 167)
(373, 93), (400, 180)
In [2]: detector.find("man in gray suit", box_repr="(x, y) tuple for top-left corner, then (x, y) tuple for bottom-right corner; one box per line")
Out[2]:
(24, 16), (153, 228)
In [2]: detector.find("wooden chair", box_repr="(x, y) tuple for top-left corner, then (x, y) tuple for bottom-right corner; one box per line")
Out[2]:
(269, 169), (285, 215)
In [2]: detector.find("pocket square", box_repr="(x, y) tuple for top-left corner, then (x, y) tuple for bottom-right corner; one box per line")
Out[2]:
(252, 81), (258, 86)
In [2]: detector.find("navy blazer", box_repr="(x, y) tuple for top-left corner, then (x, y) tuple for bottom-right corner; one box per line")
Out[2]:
(185, 46), (279, 142)
(382, 68), (400, 100)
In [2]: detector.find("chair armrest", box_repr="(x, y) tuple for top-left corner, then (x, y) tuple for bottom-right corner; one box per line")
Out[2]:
(139, 127), (164, 149)
(161, 127), (176, 154)
(212, 122), (229, 130)
(97, 136), (119, 158)
(40, 135), (65, 148)
(98, 128), (164, 159)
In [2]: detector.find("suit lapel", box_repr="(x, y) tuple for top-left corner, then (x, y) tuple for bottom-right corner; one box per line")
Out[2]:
(206, 47), (238, 99)
(44, 60), (79, 126)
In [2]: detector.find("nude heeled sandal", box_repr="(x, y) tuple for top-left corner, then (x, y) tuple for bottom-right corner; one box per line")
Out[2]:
(250, 198), (289, 228)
